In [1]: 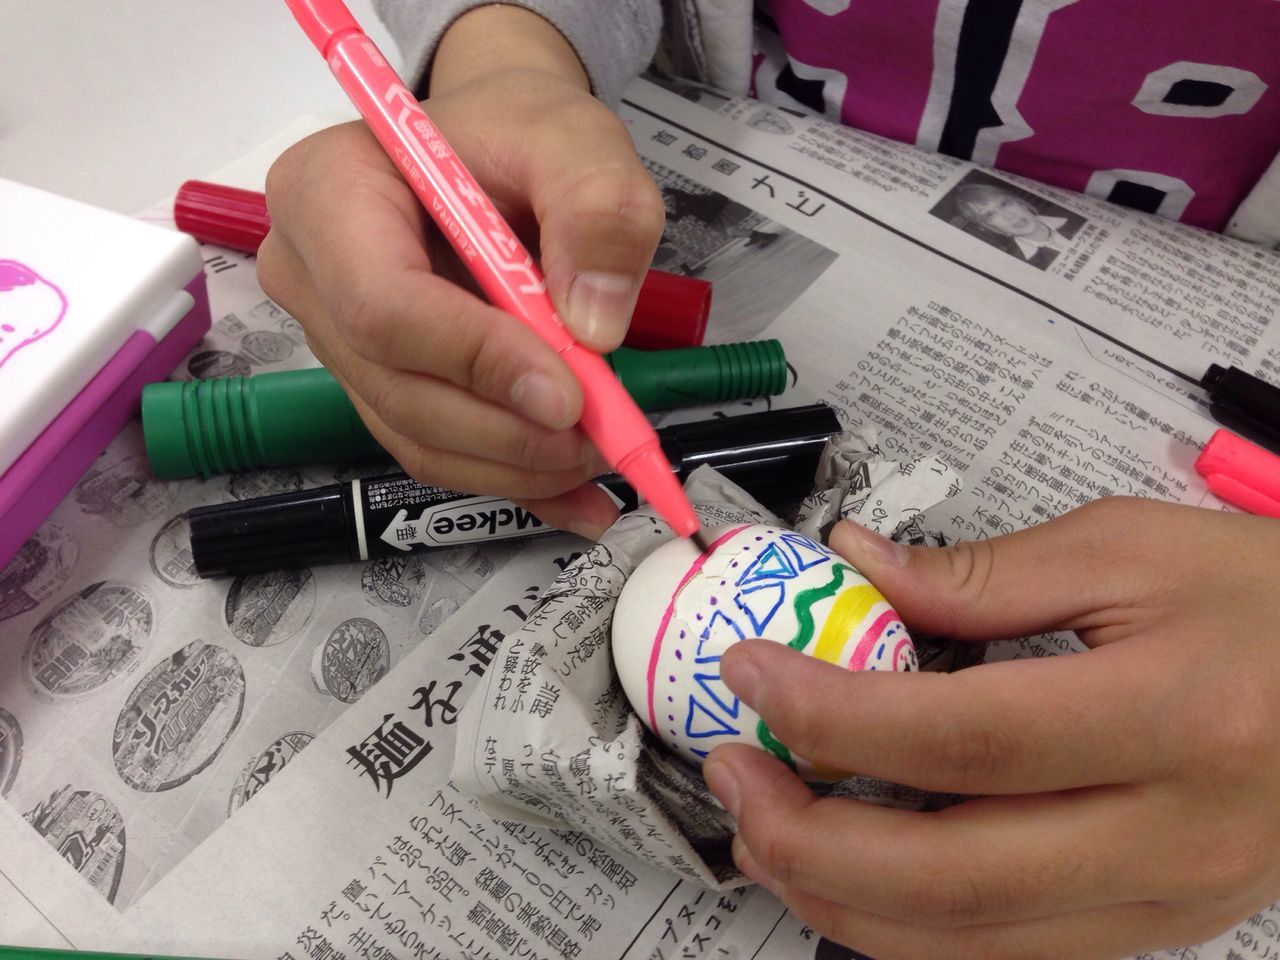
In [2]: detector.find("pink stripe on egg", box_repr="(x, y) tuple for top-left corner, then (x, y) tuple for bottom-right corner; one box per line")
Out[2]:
(847, 608), (901, 671)
(644, 525), (748, 733)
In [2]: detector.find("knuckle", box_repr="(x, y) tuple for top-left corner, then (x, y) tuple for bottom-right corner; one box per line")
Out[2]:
(1196, 839), (1267, 901)
(564, 162), (667, 247)
(1194, 693), (1272, 782)
(334, 282), (395, 362)
(389, 441), (445, 489)
(913, 862), (988, 927)
(459, 327), (518, 401)
(923, 712), (1010, 789)
(254, 243), (289, 307)
(1070, 497), (1143, 555)
(536, 431), (589, 472)
(507, 466), (588, 503)
(552, 94), (626, 144)
(264, 143), (305, 206)
(500, 426), (581, 472)
(500, 427), (548, 471)
(772, 698), (830, 765)
(750, 828), (798, 889)
(940, 540), (997, 609)
(360, 374), (414, 434)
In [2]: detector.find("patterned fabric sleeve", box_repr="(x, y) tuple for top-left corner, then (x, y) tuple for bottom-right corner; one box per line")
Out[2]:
(374, 0), (663, 107)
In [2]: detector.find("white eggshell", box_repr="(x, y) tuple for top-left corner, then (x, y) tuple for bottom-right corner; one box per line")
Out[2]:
(612, 523), (914, 779)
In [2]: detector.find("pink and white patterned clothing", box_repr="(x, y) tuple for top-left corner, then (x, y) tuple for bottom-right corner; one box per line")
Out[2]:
(376, 0), (1280, 245)
(743, 0), (1280, 238)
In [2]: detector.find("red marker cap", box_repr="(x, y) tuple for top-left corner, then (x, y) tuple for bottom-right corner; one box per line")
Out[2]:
(626, 269), (711, 350)
(174, 180), (272, 254)
(173, 180), (711, 348)
(1195, 429), (1280, 519)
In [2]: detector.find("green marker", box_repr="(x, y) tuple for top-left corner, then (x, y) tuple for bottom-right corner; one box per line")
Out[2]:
(142, 341), (787, 479)
(603, 341), (787, 412)
(142, 366), (381, 479)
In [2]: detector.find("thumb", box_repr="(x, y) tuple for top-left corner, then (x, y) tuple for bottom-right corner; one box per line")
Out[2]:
(532, 128), (666, 351)
(827, 498), (1178, 641)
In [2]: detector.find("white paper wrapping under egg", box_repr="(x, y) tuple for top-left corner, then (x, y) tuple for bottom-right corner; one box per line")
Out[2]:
(451, 429), (962, 889)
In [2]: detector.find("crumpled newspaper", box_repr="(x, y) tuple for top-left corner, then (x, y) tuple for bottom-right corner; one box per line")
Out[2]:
(451, 428), (962, 888)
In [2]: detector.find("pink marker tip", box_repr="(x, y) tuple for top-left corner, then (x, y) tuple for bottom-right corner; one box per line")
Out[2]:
(618, 444), (700, 538)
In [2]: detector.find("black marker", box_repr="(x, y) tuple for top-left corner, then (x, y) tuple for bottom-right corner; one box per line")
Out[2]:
(1201, 364), (1280, 455)
(188, 405), (841, 577)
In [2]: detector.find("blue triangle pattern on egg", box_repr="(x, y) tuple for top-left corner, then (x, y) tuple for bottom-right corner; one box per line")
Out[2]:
(695, 609), (745, 659)
(734, 582), (785, 634)
(781, 533), (831, 571)
(685, 695), (740, 739)
(693, 670), (740, 718)
(736, 542), (798, 586)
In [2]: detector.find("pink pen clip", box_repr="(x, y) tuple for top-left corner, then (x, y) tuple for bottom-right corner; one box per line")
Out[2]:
(1195, 429), (1280, 519)
(283, 0), (701, 538)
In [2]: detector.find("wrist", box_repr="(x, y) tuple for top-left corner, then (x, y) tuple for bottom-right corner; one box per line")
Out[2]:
(429, 4), (590, 98)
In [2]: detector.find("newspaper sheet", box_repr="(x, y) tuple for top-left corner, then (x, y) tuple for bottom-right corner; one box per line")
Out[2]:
(2, 76), (1279, 959)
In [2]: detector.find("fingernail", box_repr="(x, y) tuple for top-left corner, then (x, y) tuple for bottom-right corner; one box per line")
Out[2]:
(565, 272), (636, 348)
(720, 646), (761, 706)
(510, 370), (574, 430)
(839, 520), (910, 569)
(704, 759), (741, 820)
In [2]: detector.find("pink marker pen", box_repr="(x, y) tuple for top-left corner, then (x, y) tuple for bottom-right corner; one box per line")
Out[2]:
(282, 0), (701, 539)
(1195, 429), (1280, 519)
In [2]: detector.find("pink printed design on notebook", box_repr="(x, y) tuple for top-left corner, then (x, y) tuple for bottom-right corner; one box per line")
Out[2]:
(0, 260), (69, 370)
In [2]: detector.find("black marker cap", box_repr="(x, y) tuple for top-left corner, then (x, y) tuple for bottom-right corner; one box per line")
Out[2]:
(598, 447), (826, 515)
(1202, 364), (1280, 455)
(585, 403), (838, 510)
(189, 485), (357, 578)
(659, 403), (842, 472)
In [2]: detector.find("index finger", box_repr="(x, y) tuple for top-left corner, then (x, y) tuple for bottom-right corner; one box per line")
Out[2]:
(721, 638), (1181, 794)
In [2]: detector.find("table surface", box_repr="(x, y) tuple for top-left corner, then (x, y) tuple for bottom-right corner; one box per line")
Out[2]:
(0, 0), (394, 212)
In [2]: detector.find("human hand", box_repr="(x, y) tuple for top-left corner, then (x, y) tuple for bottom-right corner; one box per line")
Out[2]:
(258, 7), (664, 536)
(703, 498), (1280, 958)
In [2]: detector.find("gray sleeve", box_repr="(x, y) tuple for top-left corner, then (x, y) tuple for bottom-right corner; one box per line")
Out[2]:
(374, 0), (663, 107)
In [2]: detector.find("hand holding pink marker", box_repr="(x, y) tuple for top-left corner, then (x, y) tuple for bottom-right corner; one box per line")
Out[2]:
(283, 0), (701, 539)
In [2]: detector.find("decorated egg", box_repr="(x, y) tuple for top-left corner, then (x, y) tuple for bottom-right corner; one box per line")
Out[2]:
(612, 523), (915, 779)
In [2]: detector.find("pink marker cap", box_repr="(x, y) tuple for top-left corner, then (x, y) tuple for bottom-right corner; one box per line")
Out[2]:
(1195, 429), (1280, 519)
(285, 0), (362, 55)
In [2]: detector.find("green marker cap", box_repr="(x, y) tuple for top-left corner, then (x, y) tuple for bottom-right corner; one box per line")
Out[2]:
(604, 340), (788, 412)
(142, 367), (381, 479)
